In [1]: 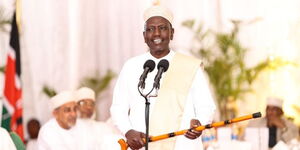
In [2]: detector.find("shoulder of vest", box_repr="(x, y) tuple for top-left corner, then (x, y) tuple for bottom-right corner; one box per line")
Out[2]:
(174, 53), (202, 65)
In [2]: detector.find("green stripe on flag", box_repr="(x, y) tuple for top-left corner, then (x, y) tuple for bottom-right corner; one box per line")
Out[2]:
(1, 106), (11, 131)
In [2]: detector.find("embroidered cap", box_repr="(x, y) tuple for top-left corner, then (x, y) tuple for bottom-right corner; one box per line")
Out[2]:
(143, 5), (173, 24)
(75, 87), (95, 102)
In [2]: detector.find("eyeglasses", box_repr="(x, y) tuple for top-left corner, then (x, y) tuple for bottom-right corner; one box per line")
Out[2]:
(78, 100), (95, 107)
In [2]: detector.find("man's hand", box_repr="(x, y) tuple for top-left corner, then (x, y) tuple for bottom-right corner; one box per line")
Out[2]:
(268, 116), (286, 128)
(125, 129), (146, 150)
(185, 119), (202, 139)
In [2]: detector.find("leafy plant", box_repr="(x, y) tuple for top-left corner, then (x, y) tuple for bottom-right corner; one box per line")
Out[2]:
(42, 85), (57, 98)
(42, 70), (115, 99)
(183, 20), (270, 119)
(0, 66), (5, 73)
(79, 70), (115, 98)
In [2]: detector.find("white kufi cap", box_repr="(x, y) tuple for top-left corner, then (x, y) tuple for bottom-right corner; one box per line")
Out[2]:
(143, 5), (173, 24)
(267, 97), (283, 108)
(50, 90), (76, 111)
(75, 87), (95, 102)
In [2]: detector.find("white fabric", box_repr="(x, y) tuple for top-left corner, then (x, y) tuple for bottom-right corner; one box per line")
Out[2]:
(110, 50), (216, 150)
(26, 139), (38, 150)
(49, 90), (76, 111)
(143, 5), (173, 23)
(0, 127), (17, 150)
(272, 141), (289, 150)
(75, 87), (95, 102)
(37, 118), (92, 150)
(79, 118), (123, 150)
(267, 97), (283, 108)
(244, 128), (269, 150)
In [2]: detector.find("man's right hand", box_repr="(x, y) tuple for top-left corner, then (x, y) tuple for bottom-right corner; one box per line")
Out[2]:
(267, 116), (286, 128)
(125, 129), (146, 150)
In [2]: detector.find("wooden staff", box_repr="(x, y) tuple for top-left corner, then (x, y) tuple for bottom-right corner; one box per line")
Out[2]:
(118, 112), (261, 150)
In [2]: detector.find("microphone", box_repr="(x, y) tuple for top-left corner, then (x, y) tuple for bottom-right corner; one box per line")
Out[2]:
(138, 60), (156, 89)
(153, 59), (169, 89)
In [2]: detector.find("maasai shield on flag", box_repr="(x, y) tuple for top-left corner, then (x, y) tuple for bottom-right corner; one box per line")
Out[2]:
(1, 12), (24, 140)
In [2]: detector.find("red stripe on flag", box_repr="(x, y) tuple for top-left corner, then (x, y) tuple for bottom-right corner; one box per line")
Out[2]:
(4, 55), (21, 106)
(4, 52), (24, 141)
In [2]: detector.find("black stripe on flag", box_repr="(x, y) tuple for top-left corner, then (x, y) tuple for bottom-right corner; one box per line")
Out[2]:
(9, 12), (21, 76)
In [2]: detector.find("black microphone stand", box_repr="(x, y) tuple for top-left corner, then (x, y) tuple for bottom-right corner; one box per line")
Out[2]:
(137, 59), (168, 150)
(138, 85), (156, 150)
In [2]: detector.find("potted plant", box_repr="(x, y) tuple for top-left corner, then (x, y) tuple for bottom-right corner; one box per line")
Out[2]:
(183, 20), (269, 120)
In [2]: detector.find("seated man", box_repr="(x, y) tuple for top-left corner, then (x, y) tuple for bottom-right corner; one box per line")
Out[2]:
(37, 90), (91, 150)
(75, 87), (97, 120)
(75, 87), (121, 150)
(75, 87), (116, 132)
(247, 97), (299, 148)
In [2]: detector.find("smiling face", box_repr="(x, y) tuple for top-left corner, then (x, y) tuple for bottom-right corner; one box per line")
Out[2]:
(143, 16), (174, 58)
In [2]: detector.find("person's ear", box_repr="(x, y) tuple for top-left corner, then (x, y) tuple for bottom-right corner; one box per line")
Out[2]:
(52, 109), (58, 117)
(278, 108), (284, 116)
(52, 112), (56, 117)
(143, 31), (146, 43)
(170, 28), (174, 40)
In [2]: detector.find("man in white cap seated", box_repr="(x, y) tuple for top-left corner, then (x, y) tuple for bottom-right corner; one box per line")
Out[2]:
(248, 97), (299, 148)
(110, 4), (215, 150)
(75, 87), (121, 150)
(37, 90), (91, 150)
(75, 87), (117, 132)
(76, 87), (97, 120)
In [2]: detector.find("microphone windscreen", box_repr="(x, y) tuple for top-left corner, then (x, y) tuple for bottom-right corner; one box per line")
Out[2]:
(157, 59), (169, 72)
(143, 60), (156, 72)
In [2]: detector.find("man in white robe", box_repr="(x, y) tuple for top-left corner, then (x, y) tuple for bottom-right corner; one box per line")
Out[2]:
(0, 127), (17, 150)
(37, 90), (91, 150)
(75, 87), (122, 150)
(110, 5), (216, 150)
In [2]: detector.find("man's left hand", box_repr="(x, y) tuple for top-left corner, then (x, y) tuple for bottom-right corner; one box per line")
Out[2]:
(185, 119), (202, 139)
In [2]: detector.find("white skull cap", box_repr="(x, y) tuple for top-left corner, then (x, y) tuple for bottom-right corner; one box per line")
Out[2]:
(75, 87), (95, 102)
(50, 90), (76, 111)
(143, 5), (173, 24)
(267, 97), (283, 108)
